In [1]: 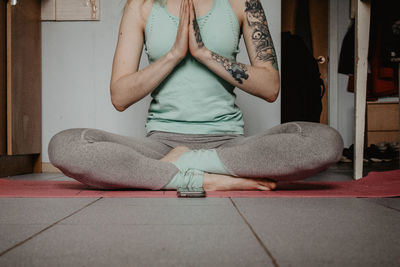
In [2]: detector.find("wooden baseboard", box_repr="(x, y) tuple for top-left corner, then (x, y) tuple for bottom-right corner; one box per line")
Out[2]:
(0, 154), (40, 177)
(41, 162), (61, 173)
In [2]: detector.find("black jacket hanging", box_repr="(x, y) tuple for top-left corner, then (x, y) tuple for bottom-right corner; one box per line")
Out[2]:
(281, 32), (325, 123)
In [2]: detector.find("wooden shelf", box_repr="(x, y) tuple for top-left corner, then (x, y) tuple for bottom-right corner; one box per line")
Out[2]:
(41, 0), (100, 21)
(367, 101), (399, 145)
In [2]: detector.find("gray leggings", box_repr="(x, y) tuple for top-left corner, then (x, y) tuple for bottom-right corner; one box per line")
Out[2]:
(47, 121), (344, 190)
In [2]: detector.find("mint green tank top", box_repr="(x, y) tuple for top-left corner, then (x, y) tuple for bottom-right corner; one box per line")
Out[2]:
(144, 0), (244, 134)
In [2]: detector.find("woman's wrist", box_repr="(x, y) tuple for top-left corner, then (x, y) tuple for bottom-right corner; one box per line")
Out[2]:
(167, 49), (186, 64)
(166, 47), (209, 65)
(192, 46), (210, 63)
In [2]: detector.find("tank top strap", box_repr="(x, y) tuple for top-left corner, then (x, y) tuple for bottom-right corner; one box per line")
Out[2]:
(144, 0), (170, 57)
(196, 0), (219, 27)
(219, 0), (241, 54)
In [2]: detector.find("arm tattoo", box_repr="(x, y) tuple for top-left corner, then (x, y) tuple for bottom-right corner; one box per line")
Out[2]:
(193, 12), (204, 48)
(211, 51), (249, 84)
(245, 0), (278, 70)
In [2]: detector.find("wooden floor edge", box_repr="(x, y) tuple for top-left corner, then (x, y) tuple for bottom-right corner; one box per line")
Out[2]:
(41, 162), (61, 173)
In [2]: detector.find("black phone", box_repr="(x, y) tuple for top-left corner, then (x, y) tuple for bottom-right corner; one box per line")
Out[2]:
(177, 187), (206, 198)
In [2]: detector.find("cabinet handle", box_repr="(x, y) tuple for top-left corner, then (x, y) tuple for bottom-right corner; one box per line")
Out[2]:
(9, 0), (18, 6)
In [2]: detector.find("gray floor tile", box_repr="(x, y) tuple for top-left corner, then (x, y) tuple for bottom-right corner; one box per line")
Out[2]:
(92, 197), (234, 206)
(0, 224), (47, 253)
(4, 173), (64, 181)
(365, 197), (400, 212)
(327, 163), (353, 171)
(232, 198), (400, 267)
(50, 175), (75, 181)
(303, 168), (353, 182)
(0, 224), (273, 267)
(304, 166), (353, 182)
(60, 198), (243, 225)
(0, 198), (99, 256)
(0, 198), (99, 224)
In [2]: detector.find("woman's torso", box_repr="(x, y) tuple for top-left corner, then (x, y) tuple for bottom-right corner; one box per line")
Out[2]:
(140, 0), (246, 135)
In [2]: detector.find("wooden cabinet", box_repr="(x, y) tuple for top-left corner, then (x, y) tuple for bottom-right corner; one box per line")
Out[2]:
(367, 101), (399, 145)
(0, 0), (42, 177)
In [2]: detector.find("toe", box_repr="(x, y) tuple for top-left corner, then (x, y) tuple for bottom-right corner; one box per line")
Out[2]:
(257, 185), (271, 191)
(259, 179), (277, 190)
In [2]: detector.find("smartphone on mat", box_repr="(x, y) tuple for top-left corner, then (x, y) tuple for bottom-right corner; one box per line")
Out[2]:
(177, 187), (206, 198)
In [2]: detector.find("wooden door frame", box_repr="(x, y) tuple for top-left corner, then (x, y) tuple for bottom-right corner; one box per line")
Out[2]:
(309, 0), (329, 125)
(0, 0), (6, 155)
(328, 0), (339, 130)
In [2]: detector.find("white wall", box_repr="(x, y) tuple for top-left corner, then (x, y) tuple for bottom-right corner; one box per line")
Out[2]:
(336, 0), (354, 148)
(329, 0), (354, 148)
(42, 0), (281, 162)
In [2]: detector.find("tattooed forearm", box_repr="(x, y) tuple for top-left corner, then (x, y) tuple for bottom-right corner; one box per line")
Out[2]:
(211, 51), (249, 84)
(193, 12), (204, 48)
(244, 0), (278, 70)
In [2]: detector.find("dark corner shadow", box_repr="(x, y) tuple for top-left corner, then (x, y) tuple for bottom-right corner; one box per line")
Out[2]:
(79, 185), (155, 192)
(275, 181), (340, 191)
(66, 181), (339, 192)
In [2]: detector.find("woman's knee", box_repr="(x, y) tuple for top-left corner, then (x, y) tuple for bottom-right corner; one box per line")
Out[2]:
(262, 121), (303, 135)
(305, 122), (344, 164)
(48, 128), (110, 187)
(325, 126), (344, 163)
(280, 122), (343, 167)
(48, 128), (88, 167)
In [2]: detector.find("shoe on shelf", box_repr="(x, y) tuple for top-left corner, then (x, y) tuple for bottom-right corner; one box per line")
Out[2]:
(365, 142), (399, 162)
(390, 142), (400, 153)
(340, 144), (354, 163)
(366, 144), (383, 163)
(340, 155), (352, 163)
(382, 144), (398, 161)
(376, 142), (388, 151)
(339, 142), (399, 163)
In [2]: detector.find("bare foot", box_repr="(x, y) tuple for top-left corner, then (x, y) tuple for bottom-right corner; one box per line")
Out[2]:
(203, 172), (277, 191)
(160, 145), (190, 163)
(160, 146), (277, 191)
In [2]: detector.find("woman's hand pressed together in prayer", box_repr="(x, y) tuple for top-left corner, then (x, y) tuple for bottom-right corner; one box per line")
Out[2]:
(169, 0), (190, 61)
(188, 0), (208, 60)
(169, 0), (208, 60)
(169, 0), (208, 61)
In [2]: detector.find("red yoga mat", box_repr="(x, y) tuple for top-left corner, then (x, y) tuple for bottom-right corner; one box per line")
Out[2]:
(0, 170), (399, 198)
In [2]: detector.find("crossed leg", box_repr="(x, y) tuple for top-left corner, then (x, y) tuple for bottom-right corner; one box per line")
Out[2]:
(154, 121), (343, 190)
(48, 128), (179, 190)
(48, 122), (343, 191)
(215, 121), (344, 182)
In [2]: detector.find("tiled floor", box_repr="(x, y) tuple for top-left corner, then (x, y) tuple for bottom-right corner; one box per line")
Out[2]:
(0, 164), (399, 267)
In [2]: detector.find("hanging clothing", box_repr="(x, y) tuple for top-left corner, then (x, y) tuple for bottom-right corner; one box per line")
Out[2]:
(338, 0), (399, 98)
